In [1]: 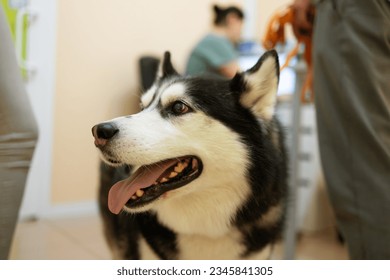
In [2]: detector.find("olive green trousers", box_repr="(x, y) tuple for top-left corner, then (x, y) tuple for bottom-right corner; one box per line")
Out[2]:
(313, 0), (390, 259)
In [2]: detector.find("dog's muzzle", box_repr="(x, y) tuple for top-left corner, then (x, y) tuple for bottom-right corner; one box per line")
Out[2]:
(92, 122), (118, 148)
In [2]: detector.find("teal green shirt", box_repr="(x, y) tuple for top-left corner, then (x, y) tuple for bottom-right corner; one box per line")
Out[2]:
(186, 34), (237, 77)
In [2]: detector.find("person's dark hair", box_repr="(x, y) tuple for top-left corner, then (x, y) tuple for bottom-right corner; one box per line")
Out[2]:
(213, 5), (244, 26)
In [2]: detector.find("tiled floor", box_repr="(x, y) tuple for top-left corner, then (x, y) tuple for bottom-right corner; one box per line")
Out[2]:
(9, 214), (348, 260)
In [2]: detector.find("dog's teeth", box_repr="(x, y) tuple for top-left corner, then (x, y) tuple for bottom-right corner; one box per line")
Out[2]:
(174, 162), (185, 173)
(169, 172), (178, 178)
(131, 195), (137, 200)
(136, 190), (144, 197)
(160, 177), (168, 183)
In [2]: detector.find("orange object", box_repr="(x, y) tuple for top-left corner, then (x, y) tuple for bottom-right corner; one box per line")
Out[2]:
(262, 5), (315, 103)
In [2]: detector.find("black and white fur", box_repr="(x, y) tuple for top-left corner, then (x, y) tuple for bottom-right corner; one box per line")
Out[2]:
(93, 50), (288, 260)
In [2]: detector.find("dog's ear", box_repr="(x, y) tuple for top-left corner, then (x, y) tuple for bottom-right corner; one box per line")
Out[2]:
(157, 51), (179, 79)
(230, 50), (279, 120)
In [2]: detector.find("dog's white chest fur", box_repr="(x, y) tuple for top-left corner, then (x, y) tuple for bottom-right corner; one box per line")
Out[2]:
(137, 182), (274, 260)
(154, 177), (251, 236)
(138, 230), (243, 260)
(139, 231), (272, 260)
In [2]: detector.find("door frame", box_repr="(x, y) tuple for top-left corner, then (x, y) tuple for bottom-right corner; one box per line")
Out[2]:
(18, 0), (57, 220)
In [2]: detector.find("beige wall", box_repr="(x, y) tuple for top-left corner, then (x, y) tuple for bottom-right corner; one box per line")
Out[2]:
(51, 0), (291, 205)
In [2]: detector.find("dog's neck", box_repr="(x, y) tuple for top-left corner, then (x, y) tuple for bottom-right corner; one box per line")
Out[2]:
(153, 180), (250, 237)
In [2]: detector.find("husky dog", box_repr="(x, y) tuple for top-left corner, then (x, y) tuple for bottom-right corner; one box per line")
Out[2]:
(92, 50), (287, 260)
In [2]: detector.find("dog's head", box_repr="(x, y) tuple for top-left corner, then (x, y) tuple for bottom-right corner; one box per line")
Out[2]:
(92, 51), (279, 215)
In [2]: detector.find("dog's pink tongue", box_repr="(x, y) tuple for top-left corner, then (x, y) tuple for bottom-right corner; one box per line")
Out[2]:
(108, 160), (177, 214)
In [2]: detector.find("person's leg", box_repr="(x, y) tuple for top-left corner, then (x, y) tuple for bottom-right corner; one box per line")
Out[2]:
(313, 0), (390, 259)
(0, 7), (38, 259)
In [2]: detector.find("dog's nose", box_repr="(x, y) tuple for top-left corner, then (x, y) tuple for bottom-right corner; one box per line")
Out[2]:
(92, 123), (119, 147)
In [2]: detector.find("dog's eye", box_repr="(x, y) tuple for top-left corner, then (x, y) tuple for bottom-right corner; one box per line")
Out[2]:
(171, 101), (191, 115)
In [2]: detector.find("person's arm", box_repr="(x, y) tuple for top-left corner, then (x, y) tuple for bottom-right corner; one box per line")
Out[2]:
(292, 0), (314, 37)
(202, 35), (240, 78)
(218, 61), (240, 78)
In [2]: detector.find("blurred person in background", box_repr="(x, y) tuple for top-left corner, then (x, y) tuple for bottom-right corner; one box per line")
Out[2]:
(293, 0), (390, 259)
(186, 4), (244, 78)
